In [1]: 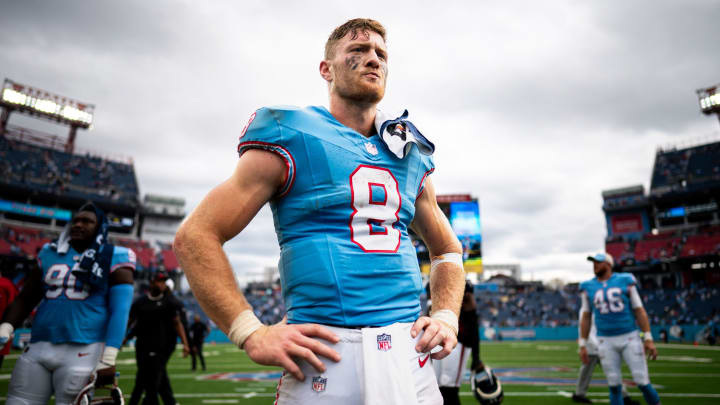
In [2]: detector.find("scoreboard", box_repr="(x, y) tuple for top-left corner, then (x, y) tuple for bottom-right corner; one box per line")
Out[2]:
(416, 194), (482, 273)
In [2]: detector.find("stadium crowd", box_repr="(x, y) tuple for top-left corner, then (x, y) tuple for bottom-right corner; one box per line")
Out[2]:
(0, 134), (139, 206)
(2, 222), (719, 330)
(219, 278), (720, 330)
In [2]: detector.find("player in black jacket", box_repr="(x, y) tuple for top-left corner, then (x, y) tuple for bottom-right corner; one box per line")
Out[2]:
(429, 280), (484, 405)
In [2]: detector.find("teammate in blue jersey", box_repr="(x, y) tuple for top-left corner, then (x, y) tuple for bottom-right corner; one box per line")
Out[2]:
(0, 203), (135, 405)
(579, 253), (661, 405)
(174, 18), (466, 404)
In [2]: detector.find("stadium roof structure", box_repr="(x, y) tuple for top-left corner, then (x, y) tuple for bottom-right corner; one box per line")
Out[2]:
(602, 185), (644, 199)
(1, 78), (94, 153)
(697, 83), (720, 123)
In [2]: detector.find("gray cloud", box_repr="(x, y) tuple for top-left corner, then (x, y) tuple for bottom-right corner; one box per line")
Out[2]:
(2, 1), (718, 282)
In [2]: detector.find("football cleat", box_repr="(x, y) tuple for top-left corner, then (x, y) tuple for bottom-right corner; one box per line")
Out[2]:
(471, 366), (504, 404)
(74, 373), (124, 405)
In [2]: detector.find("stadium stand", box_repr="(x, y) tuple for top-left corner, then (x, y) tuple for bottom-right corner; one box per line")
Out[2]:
(0, 128), (139, 206)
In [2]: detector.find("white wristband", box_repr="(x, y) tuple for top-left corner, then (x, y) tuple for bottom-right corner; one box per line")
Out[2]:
(430, 252), (463, 272)
(100, 346), (118, 367)
(642, 332), (653, 342)
(578, 338), (587, 348)
(228, 309), (263, 349)
(430, 309), (458, 336)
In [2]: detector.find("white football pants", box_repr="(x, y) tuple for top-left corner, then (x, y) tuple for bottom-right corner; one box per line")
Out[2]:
(274, 322), (442, 405)
(597, 331), (650, 386)
(7, 341), (103, 405)
(432, 343), (470, 388)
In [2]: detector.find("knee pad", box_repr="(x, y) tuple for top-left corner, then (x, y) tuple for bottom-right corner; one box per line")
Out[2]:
(6, 396), (48, 405)
(631, 368), (650, 386)
(603, 368), (622, 386)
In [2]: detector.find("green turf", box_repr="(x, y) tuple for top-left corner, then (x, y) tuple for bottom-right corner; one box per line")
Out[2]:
(2, 341), (719, 404)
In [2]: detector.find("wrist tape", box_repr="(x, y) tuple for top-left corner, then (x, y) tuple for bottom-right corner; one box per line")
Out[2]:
(430, 252), (463, 272)
(578, 338), (587, 348)
(430, 309), (459, 336)
(228, 309), (263, 349)
(100, 346), (118, 367)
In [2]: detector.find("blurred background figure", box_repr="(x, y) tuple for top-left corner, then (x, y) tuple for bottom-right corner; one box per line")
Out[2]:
(127, 271), (189, 405)
(189, 314), (210, 371)
(0, 268), (18, 368)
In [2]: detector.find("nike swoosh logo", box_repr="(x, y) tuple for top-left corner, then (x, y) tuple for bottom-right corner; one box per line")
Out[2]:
(78, 352), (90, 357)
(418, 354), (430, 368)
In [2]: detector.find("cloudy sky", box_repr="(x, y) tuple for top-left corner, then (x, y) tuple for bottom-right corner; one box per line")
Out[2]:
(2, 1), (719, 284)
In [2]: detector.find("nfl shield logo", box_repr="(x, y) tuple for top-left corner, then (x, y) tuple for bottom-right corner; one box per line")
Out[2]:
(377, 333), (392, 351)
(365, 142), (378, 155)
(311, 376), (327, 392)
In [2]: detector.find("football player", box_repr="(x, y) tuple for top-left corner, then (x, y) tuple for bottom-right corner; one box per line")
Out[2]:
(174, 18), (466, 405)
(572, 311), (638, 405)
(579, 253), (661, 405)
(0, 203), (135, 405)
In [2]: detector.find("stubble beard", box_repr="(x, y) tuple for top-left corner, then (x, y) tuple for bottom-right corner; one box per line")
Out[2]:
(333, 57), (386, 105)
(335, 79), (384, 105)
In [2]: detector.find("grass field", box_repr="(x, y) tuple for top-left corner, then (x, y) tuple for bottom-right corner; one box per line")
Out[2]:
(2, 341), (719, 404)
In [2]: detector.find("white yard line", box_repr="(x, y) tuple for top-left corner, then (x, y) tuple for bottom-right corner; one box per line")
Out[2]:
(656, 343), (720, 351)
(2, 392), (720, 401)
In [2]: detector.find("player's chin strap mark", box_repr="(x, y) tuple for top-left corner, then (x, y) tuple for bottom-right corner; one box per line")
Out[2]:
(374, 109), (435, 159)
(228, 309), (264, 349)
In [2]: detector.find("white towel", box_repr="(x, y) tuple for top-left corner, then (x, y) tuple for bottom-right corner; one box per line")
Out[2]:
(374, 110), (435, 159)
(51, 223), (72, 254)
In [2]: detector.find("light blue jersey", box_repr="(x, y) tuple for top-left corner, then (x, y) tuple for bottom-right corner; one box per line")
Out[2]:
(31, 243), (136, 344)
(580, 273), (638, 337)
(238, 106), (435, 326)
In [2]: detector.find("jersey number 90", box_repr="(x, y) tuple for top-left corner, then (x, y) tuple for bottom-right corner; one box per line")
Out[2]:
(44, 264), (91, 300)
(349, 165), (402, 253)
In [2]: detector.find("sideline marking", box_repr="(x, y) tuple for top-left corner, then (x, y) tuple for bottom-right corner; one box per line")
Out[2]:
(657, 355), (712, 363)
(656, 343), (720, 351)
(536, 345), (569, 351)
(3, 392), (720, 401)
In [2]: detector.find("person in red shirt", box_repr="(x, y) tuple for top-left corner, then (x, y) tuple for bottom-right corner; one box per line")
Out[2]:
(0, 269), (19, 368)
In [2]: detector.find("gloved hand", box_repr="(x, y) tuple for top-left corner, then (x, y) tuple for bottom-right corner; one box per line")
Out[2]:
(93, 346), (119, 386)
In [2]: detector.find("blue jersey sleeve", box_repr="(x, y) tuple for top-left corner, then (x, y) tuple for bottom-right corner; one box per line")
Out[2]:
(237, 107), (296, 197)
(416, 155), (435, 198)
(111, 246), (136, 272)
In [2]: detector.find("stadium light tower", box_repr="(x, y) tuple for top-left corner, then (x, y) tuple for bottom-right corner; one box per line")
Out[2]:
(0, 78), (94, 153)
(696, 83), (720, 128)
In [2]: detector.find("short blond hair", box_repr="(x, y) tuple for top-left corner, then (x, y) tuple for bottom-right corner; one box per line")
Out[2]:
(324, 18), (386, 59)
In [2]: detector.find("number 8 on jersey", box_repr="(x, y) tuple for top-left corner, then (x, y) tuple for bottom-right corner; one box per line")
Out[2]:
(350, 165), (401, 253)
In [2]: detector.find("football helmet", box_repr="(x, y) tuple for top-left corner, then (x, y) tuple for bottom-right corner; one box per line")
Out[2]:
(74, 373), (124, 405)
(471, 366), (503, 404)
